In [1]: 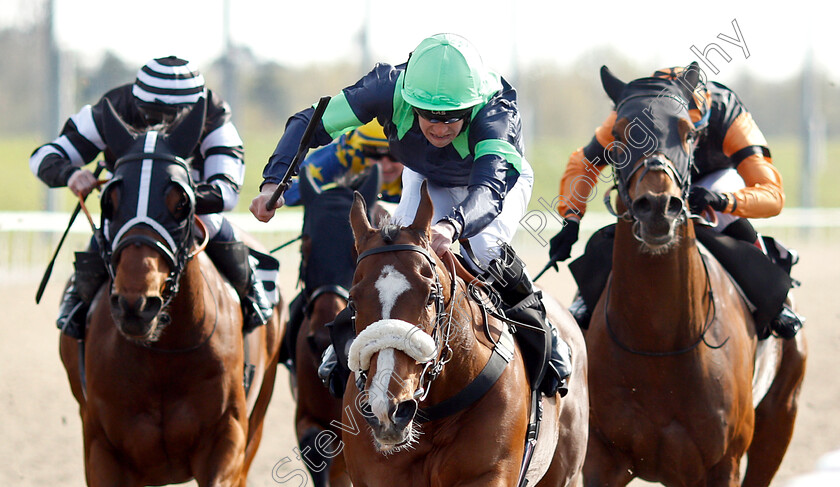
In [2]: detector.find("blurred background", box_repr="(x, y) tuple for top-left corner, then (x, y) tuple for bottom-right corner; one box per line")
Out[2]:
(3, 0), (838, 304)
(2, 0), (838, 213)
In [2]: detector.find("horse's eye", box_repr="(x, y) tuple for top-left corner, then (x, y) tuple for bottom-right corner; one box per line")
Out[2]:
(427, 286), (440, 306)
(166, 185), (190, 221)
(102, 184), (120, 220)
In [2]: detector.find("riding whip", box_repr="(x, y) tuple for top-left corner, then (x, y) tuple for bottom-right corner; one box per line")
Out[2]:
(532, 260), (556, 282)
(35, 162), (105, 304)
(269, 234), (302, 254)
(265, 96), (331, 211)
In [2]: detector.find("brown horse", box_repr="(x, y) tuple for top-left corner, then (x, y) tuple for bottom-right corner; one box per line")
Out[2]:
(289, 166), (381, 487)
(59, 98), (284, 486)
(583, 65), (807, 486)
(338, 182), (588, 487)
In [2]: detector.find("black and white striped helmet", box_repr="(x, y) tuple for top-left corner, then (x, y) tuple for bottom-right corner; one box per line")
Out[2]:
(132, 56), (206, 107)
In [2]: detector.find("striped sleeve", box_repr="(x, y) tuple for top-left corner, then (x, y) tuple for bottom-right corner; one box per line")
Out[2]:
(198, 91), (245, 212)
(29, 104), (106, 187)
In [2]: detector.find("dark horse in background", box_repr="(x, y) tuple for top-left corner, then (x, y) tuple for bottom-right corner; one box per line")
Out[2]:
(287, 165), (381, 487)
(340, 182), (589, 486)
(59, 98), (284, 486)
(583, 64), (806, 486)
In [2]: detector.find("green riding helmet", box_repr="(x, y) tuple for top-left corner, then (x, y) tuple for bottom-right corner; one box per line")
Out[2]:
(401, 33), (502, 112)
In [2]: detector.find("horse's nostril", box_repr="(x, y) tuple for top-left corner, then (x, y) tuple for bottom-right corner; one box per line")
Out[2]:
(632, 195), (653, 216)
(111, 294), (161, 321)
(391, 400), (418, 428)
(667, 196), (685, 217)
(139, 296), (163, 321)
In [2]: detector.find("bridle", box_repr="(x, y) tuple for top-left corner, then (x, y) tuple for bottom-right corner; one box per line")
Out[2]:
(601, 92), (730, 355)
(98, 143), (200, 310)
(352, 243), (455, 401)
(605, 153), (691, 241)
(603, 92), (697, 240)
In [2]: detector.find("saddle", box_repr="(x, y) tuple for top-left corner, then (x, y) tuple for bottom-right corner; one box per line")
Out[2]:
(451, 251), (552, 396)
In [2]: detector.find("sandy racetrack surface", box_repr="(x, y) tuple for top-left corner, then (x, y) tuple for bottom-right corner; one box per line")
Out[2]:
(1, 234), (837, 486)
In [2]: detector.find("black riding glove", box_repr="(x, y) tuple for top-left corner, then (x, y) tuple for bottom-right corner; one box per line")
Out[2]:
(195, 183), (225, 214)
(548, 220), (580, 265)
(688, 186), (729, 214)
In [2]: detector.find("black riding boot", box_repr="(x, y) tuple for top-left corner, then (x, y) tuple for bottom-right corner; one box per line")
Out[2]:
(205, 241), (274, 333)
(56, 251), (108, 340)
(720, 218), (805, 339)
(485, 244), (571, 397)
(318, 306), (355, 398)
(279, 292), (306, 371)
(770, 304), (804, 339)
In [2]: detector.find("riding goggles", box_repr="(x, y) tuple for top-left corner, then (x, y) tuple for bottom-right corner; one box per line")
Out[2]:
(361, 145), (393, 160)
(413, 106), (472, 124)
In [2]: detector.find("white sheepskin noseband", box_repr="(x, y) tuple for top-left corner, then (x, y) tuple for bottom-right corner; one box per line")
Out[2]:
(348, 319), (437, 372)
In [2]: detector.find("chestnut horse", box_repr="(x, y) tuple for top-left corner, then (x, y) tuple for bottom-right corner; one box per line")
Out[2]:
(290, 166), (381, 487)
(583, 65), (807, 486)
(339, 182), (589, 487)
(59, 98), (284, 486)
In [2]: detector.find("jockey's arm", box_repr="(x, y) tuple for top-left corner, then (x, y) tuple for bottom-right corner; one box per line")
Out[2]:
(29, 104), (105, 193)
(556, 112), (616, 220)
(730, 155), (784, 219)
(196, 115), (245, 214)
(722, 111), (784, 219)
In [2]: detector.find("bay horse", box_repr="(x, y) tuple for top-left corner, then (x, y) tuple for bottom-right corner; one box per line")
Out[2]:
(59, 98), (284, 486)
(583, 64), (807, 486)
(339, 182), (589, 487)
(290, 165), (381, 487)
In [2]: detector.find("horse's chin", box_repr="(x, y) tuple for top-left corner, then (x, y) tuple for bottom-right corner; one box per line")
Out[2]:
(636, 221), (680, 255)
(372, 424), (418, 455)
(115, 315), (166, 343)
(638, 231), (680, 255)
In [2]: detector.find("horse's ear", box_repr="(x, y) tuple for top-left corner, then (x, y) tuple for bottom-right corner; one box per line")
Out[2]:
(299, 166), (321, 206)
(167, 97), (207, 159)
(101, 97), (136, 156)
(600, 65), (626, 104)
(676, 61), (702, 102)
(358, 164), (382, 211)
(350, 191), (373, 245)
(408, 180), (433, 236)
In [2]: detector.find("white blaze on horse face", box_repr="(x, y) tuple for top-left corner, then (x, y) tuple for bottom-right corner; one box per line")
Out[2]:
(369, 349), (396, 423)
(375, 265), (410, 319)
(370, 265), (411, 422)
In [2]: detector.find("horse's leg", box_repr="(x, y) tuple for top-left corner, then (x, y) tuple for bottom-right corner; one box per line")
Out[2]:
(297, 425), (334, 486)
(328, 448), (352, 487)
(59, 334), (86, 411)
(705, 453), (744, 487)
(85, 431), (143, 487)
(743, 336), (807, 487)
(242, 326), (282, 482)
(193, 415), (247, 487)
(241, 420), (265, 487)
(536, 456), (577, 487)
(583, 434), (634, 487)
